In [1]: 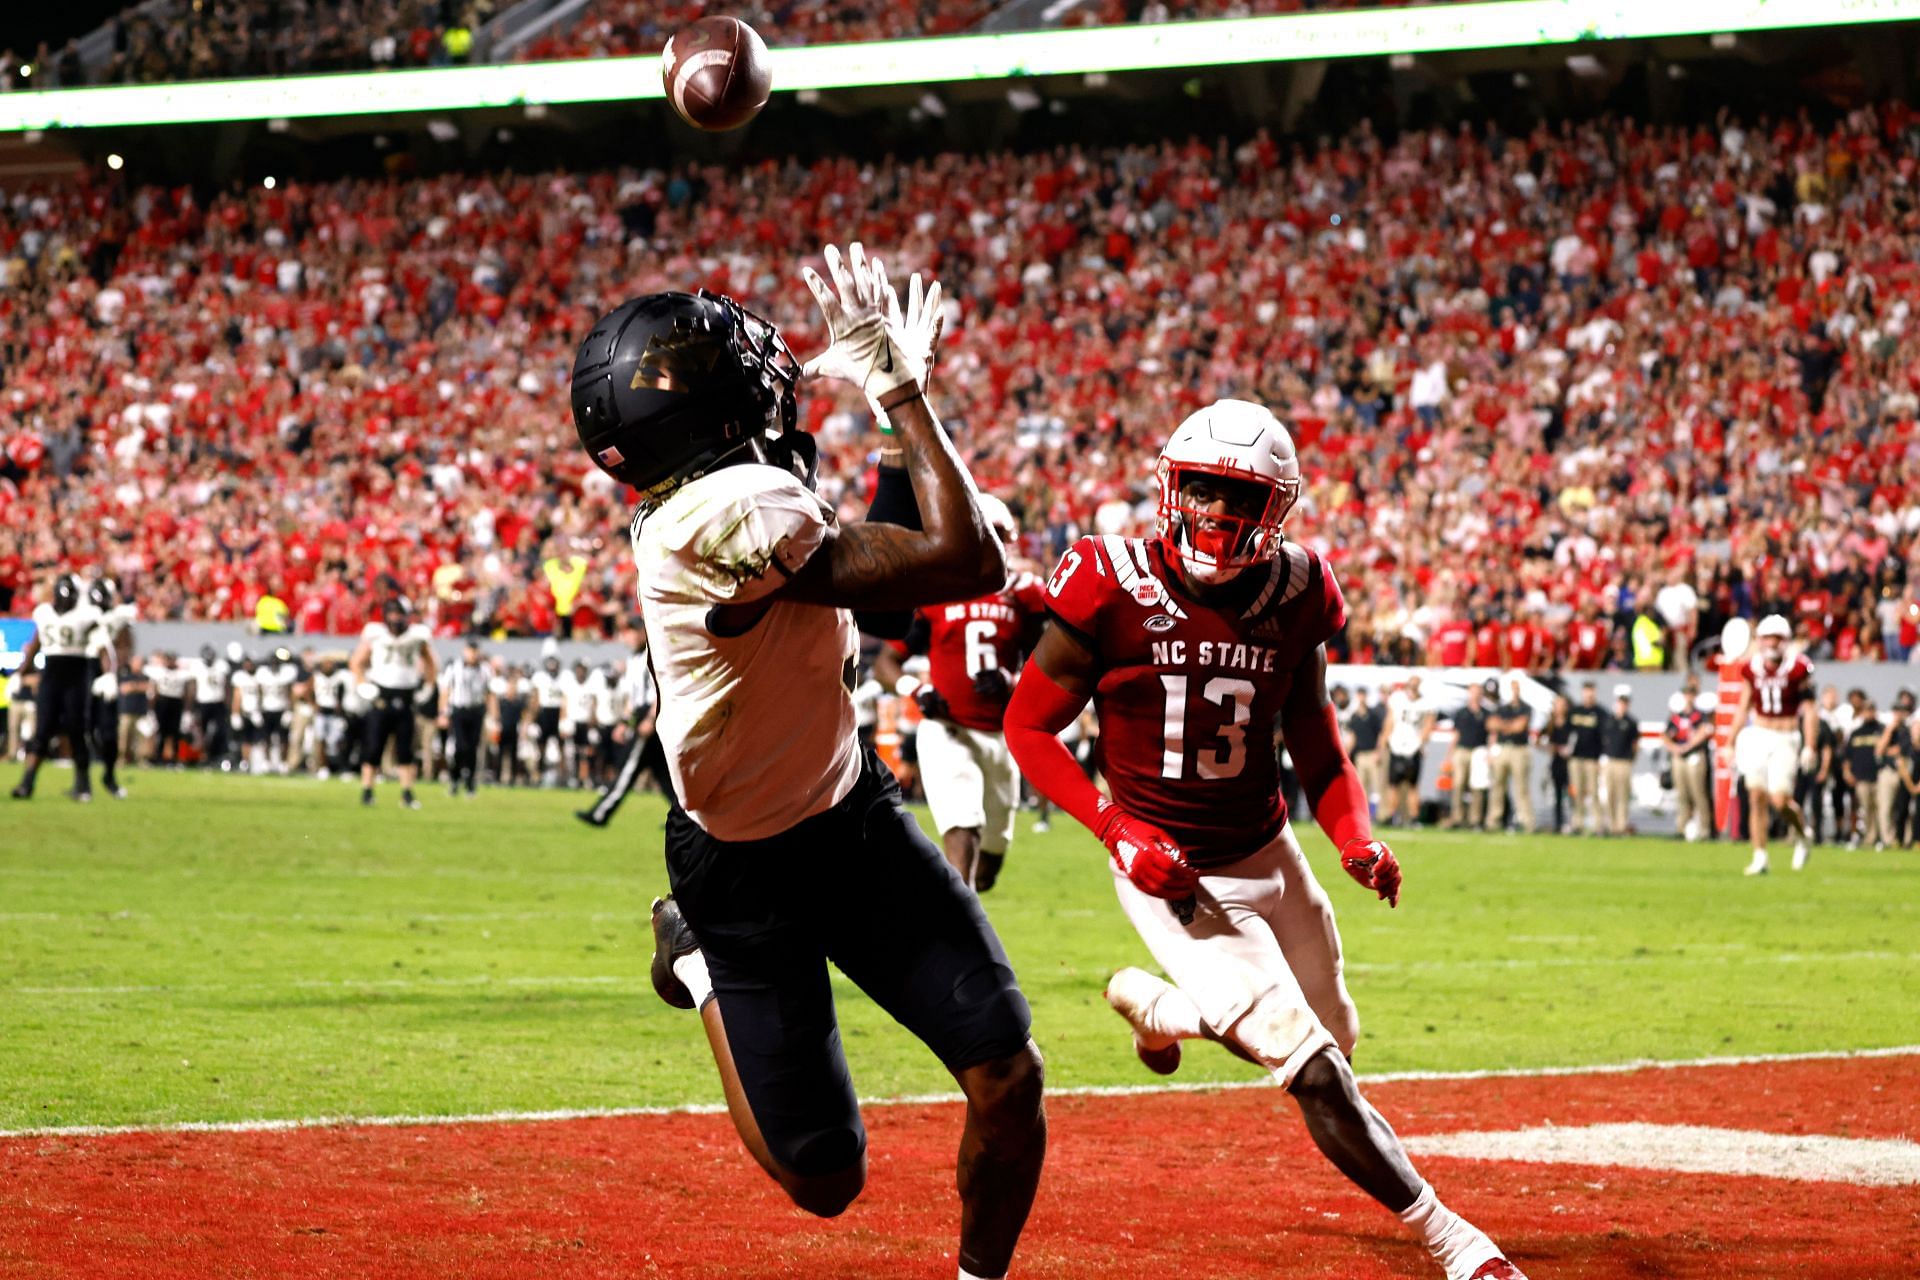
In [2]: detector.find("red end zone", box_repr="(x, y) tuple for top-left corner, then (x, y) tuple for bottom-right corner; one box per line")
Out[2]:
(3, 1053), (1915, 1279)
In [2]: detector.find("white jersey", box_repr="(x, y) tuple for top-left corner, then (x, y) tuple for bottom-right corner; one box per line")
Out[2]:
(150, 663), (194, 700)
(635, 463), (858, 842)
(32, 602), (102, 660)
(362, 621), (432, 690)
(312, 669), (346, 711)
(194, 657), (231, 704)
(232, 669), (262, 718)
(340, 675), (370, 716)
(256, 663), (300, 713)
(559, 669), (601, 724)
(532, 670), (565, 709)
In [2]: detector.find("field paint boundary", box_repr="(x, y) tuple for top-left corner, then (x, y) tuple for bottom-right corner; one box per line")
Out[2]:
(5, 1044), (1914, 1141)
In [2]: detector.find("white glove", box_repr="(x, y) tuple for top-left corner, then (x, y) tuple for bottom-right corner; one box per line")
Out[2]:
(357, 682), (379, 702)
(1799, 747), (1817, 773)
(869, 269), (945, 430)
(799, 242), (923, 404)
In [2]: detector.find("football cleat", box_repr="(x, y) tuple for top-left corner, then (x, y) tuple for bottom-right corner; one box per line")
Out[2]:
(1743, 850), (1769, 876)
(650, 896), (700, 1010)
(9, 785), (29, 801)
(400, 795), (422, 810)
(575, 809), (608, 828)
(1791, 840), (1809, 871)
(1467, 1259), (1527, 1280)
(1104, 967), (1182, 1076)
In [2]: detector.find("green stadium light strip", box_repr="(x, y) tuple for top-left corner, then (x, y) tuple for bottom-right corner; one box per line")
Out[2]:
(3, 0), (1917, 132)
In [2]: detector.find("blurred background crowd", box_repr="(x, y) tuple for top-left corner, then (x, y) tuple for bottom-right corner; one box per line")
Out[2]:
(3, 101), (1917, 666)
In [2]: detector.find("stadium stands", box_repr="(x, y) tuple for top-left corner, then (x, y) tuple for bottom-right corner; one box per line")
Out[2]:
(5, 0), (1490, 88)
(1, 105), (1916, 665)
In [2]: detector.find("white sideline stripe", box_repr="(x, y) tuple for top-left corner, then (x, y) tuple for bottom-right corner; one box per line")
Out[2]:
(2, 1045), (1913, 1141)
(1403, 1122), (1920, 1187)
(14, 949), (1917, 997)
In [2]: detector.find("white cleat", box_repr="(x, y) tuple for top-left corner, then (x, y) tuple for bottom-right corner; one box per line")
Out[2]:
(1791, 840), (1810, 871)
(1744, 850), (1770, 876)
(1104, 967), (1182, 1076)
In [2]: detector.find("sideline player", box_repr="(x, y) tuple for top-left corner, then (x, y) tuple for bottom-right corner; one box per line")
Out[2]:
(1732, 613), (1818, 874)
(572, 245), (1043, 1280)
(349, 596), (437, 808)
(86, 580), (137, 797)
(1005, 400), (1524, 1280)
(876, 493), (1046, 890)
(11, 574), (105, 802)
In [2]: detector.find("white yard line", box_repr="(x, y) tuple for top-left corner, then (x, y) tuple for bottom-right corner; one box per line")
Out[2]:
(3, 1044), (1913, 1141)
(1403, 1122), (1920, 1186)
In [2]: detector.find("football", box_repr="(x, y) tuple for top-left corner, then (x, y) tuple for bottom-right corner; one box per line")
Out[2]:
(661, 16), (773, 132)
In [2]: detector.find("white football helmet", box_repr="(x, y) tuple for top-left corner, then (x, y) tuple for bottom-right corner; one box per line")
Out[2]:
(1155, 399), (1301, 585)
(1755, 612), (1791, 667)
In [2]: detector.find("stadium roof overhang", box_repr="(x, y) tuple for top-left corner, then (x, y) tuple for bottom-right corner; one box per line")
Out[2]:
(1, 0), (1915, 133)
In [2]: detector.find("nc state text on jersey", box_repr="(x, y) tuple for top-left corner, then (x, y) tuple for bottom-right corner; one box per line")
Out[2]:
(1150, 639), (1278, 673)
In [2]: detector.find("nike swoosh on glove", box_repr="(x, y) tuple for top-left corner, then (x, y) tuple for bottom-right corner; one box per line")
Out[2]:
(799, 242), (923, 403)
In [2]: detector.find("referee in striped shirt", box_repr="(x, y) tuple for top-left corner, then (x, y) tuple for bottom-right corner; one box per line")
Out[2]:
(439, 642), (492, 798)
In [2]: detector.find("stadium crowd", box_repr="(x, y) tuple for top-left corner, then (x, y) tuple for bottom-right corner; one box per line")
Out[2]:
(0, 0), (1482, 88)
(2, 105), (1919, 670)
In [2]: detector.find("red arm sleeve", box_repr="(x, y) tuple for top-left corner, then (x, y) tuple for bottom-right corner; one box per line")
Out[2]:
(1004, 659), (1110, 837)
(1282, 695), (1372, 851)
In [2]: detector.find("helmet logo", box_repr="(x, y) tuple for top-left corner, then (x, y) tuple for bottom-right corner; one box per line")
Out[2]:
(598, 446), (626, 467)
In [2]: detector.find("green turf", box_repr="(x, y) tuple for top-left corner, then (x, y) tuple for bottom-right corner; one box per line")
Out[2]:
(3, 769), (1916, 1130)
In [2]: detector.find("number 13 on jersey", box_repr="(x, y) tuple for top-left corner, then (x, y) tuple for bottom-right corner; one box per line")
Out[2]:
(1159, 674), (1254, 780)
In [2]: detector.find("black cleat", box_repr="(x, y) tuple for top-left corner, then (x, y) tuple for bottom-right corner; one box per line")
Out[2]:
(70, 790), (93, 804)
(361, 789), (375, 807)
(10, 785), (31, 800)
(400, 793), (422, 810)
(650, 896), (700, 1010)
(575, 809), (608, 828)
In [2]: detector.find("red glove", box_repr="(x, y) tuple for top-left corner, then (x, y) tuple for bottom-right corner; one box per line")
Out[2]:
(1097, 801), (1198, 899)
(1340, 838), (1401, 908)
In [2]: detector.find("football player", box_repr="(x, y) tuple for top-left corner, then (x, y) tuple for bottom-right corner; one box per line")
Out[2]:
(1005, 401), (1525, 1280)
(1731, 613), (1819, 874)
(875, 493), (1046, 891)
(11, 573), (105, 802)
(573, 245), (1042, 1280)
(349, 596), (438, 808)
(86, 579), (136, 797)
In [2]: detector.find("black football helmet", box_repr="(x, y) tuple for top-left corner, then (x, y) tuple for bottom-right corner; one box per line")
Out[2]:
(53, 573), (82, 613)
(88, 578), (117, 611)
(571, 289), (801, 502)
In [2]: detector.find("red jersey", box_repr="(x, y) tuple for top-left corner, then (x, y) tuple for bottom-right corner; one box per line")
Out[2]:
(1431, 618), (1473, 666)
(1046, 535), (1346, 867)
(1472, 621), (1503, 667)
(1738, 651), (1814, 720)
(1504, 620), (1542, 670)
(1569, 620), (1610, 669)
(916, 572), (1048, 732)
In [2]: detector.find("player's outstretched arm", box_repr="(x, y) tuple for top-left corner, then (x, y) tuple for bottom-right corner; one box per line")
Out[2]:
(1004, 623), (1196, 900)
(1279, 645), (1401, 908)
(780, 243), (1003, 612)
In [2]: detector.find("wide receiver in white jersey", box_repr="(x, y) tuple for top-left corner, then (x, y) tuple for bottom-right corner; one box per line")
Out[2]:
(568, 245), (1042, 1280)
(11, 573), (106, 802)
(348, 596), (438, 808)
(86, 578), (137, 798)
(1731, 613), (1820, 874)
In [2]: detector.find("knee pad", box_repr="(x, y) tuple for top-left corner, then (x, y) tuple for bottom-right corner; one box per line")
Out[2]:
(1230, 987), (1337, 1088)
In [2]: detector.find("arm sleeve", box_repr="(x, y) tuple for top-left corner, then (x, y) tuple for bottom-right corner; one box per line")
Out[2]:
(1004, 659), (1111, 838)
(645, 466), (831, 608)
(853, 463), (921, 639)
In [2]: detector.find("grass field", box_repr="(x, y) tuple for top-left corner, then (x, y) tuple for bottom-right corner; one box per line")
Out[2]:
(4, 769), (1918, 1134)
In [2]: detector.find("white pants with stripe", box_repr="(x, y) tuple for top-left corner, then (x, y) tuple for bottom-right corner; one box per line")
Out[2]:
(1111, 822), (1355, 1086)
(915, 717), (1021, 853)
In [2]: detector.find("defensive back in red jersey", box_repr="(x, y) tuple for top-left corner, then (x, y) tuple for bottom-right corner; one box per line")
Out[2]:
(919, 572), (1049, 732)
(1739, 651), (1814, 719)
(1045, 534), (1346, 867)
